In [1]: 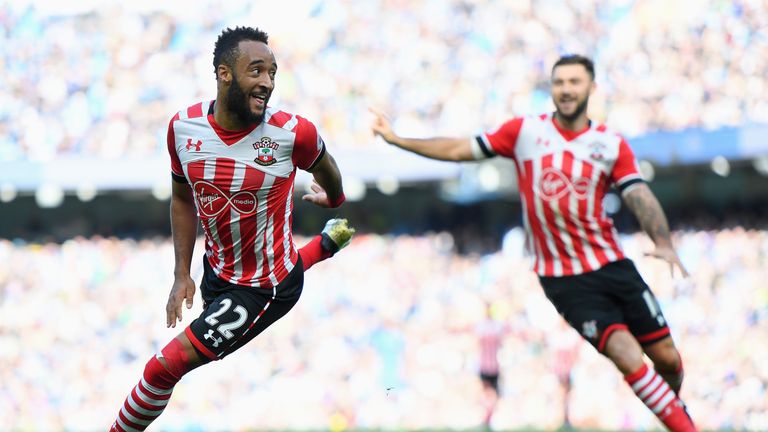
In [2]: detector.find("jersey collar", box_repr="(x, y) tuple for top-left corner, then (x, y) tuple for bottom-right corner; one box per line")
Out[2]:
(551, 113), (592, 142)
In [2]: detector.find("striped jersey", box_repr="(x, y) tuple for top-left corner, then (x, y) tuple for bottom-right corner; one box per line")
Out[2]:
(477, 319), (506, 375)
(167, 100), (326, 288)
(473, 113), (644, 277)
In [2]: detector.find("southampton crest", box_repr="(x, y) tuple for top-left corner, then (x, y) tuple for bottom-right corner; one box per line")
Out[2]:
(588, 141), (606, 161)
(253, 136), (279, 166)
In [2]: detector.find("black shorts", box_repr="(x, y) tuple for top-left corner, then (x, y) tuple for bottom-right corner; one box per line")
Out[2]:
(186, 257), (304, 361)
(539, 259), (670, 353)
(479, 372), (500, 393)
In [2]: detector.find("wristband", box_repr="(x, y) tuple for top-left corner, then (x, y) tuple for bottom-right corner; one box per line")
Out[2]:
(328, 192), (346, 208)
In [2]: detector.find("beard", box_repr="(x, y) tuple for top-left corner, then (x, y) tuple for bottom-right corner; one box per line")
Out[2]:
(226, 73), (265, 125)
(555, 95), (589, 123)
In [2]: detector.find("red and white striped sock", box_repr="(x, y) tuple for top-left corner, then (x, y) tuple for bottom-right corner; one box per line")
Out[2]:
(110, 355), (179, 432)
(625, 363), (697, 432)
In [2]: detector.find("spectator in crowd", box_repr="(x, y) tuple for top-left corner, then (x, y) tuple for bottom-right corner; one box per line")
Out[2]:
(1, 1), (766, 162)
(1, 228), (766, 430)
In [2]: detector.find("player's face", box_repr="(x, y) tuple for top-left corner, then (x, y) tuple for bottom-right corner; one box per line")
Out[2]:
(551, 64), (594, 122)
(227, 40), (277, 124)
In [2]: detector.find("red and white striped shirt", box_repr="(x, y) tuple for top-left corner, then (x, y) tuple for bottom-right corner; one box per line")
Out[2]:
(473, 113), (644, 277)
(167, 101), (325, 288)
(476, 319), (506, 375)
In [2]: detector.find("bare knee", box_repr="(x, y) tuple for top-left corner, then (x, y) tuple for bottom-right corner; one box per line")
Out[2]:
(644, 337), (681, 372)
(157, 332), (207, 376)
(603, 330), (645, 375)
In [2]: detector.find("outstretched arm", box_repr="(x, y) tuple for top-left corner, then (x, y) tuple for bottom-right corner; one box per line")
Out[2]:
(622, 183), (688, 277)
(370, 108), (475, 161)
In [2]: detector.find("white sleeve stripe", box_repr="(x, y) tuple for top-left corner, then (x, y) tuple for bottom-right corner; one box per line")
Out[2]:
(620, 181), (645, 197)
(284, 115), (298, 131)
(470, 135), (495, 160)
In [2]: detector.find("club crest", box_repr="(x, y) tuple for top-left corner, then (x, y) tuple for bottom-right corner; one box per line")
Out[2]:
(253, 136), (279, 166)
(588, 141), (606, 161)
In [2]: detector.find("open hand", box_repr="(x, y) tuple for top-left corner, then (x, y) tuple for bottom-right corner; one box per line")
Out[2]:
(369, 107), (398, 144)
(166, 275), (196, 327)
(645, 246), (689, 278)
(302, 180), (334, 208)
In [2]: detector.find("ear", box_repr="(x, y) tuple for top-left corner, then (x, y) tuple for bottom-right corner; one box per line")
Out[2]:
(589, 80), (597, 95)
(217, 64), (231, 84)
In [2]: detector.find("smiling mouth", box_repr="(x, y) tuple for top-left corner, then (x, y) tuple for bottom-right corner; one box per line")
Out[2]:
(251, 94), (267, 106)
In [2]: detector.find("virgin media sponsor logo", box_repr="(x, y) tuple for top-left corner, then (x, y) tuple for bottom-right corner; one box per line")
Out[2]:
(537, 167), (591, 201)
(193, 180), (257, 217)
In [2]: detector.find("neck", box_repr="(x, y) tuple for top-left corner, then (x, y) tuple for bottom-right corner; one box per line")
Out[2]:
(554, 112), (589, 131)
(213, 99), (254, 131)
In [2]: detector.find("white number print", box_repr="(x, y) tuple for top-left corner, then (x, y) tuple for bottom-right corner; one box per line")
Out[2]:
(642, 290), (666, 326)
(204, 298), (249, 339)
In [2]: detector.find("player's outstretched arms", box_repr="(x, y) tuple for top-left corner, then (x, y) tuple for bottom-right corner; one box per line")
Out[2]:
(167, 181), (198, 327)
(299, 218), (355, 271)
(622, 183), (689, 277)
(369, 107), (475, 161)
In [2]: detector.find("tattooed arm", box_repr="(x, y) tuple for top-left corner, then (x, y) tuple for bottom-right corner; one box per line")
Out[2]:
(622, 183), (688, 276)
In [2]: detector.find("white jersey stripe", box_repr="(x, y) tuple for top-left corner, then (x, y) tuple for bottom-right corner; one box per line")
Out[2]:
(251, 176), (275, 284)
(201, 160), (227, 275)
(515, 159), (544, 273)
(282, 181), (296, 273)
(549, 152), (582, 275)
(532, 158), (562, 276)
(569, 159), (601, 270)
(586, 166), (617, 262)
(228, 164), (246, 283)
(265, 214), (279, 287)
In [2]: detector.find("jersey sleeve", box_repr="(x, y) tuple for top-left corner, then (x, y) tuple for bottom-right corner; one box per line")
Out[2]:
(472, 117), (524, 159)
(610, 138), (644, 195)
(292, 116), (326, 171)
(166, 114), (187, 183)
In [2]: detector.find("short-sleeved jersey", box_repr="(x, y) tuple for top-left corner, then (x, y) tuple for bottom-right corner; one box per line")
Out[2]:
(473, 113), (644, 277)
(167, 101), (326, 288)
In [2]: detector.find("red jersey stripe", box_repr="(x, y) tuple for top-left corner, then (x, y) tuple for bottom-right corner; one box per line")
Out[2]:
(540, 153), (573, 275)
(521, 159), (554, 275)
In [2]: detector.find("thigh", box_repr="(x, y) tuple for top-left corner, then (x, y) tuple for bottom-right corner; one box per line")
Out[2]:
(218, 261), (304, 357)
(187, 287), (274, 360)
(540, 273), (624, 352)
(609, 260), (671, 346)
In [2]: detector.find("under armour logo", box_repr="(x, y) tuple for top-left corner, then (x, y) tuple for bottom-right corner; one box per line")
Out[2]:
(186, 139), (202, 151)
(204, 329), (223, 347)
(536, 137), (551, 147)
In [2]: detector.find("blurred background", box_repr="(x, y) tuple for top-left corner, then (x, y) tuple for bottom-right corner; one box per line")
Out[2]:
(1, 0), (767, 430)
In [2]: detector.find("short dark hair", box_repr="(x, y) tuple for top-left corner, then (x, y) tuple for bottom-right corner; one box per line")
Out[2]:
(212, 26), (269, 78)
(552, 54), (595, 80)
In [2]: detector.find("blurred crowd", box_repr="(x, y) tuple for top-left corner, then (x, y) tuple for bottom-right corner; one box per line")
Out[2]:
(0, 228), (766, 430)
(1, 0), (767, 162)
